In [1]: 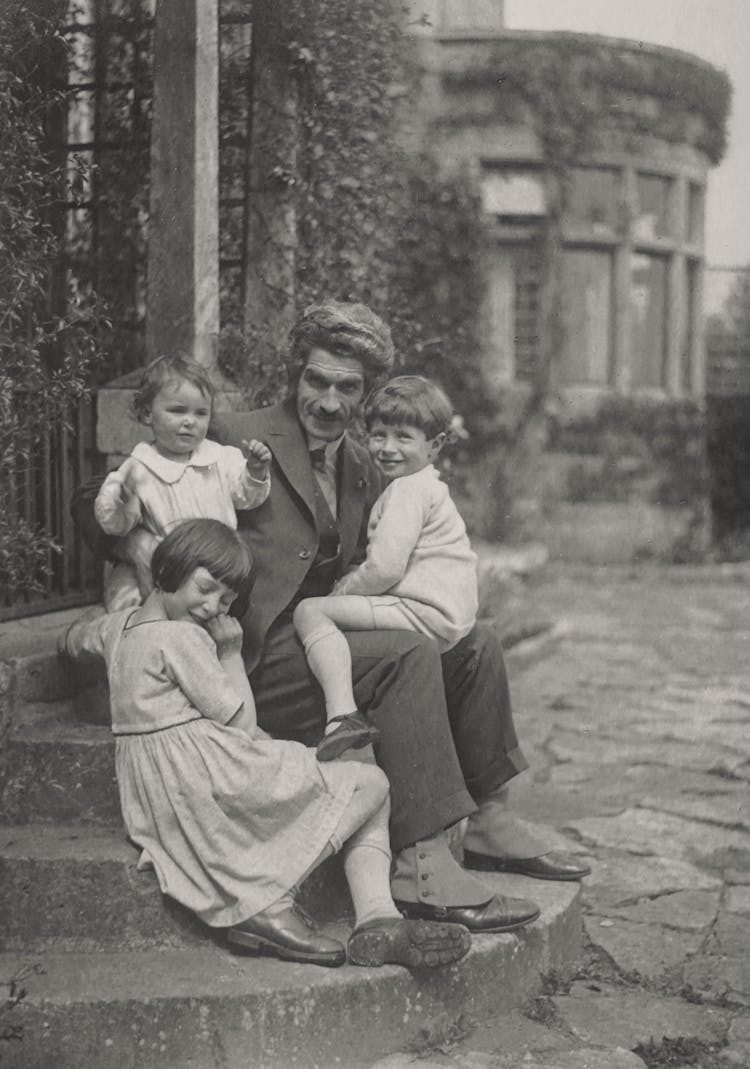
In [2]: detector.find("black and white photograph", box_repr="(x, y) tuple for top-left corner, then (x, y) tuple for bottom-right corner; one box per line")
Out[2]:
(1, 1), (749, 1066)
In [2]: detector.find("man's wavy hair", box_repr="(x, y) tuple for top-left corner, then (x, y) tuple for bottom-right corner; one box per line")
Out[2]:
(287, 301), (395, 391)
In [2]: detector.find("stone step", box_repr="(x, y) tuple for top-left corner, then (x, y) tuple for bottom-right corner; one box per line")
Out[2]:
(0, 572), (558, 732)
(0, 876), (581, 1069)
(0, 607), (90, 706)
(0, 604), (562, 828)
(0, 699), (118, 826)
(0, 823), (353, 953)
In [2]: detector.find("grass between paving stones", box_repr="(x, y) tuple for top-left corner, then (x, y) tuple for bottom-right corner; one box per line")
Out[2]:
(633, 1036), (730, 1068)
(0, 962), (45, 1051)
(403, 1012), (475, 1057)
(520, 940), (738, 1066)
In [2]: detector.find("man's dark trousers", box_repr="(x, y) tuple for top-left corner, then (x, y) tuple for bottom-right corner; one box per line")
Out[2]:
(250, 615), (528, 851)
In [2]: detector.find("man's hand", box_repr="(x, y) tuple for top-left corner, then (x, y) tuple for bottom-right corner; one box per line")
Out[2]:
(206, 614), (244, 658)
(241, 438), (271, 482)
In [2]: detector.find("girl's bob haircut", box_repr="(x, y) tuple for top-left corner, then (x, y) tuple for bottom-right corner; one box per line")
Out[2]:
(364, 375), (453, 440)
(133, 354), (215, 422)
(151, 519), (254, 597)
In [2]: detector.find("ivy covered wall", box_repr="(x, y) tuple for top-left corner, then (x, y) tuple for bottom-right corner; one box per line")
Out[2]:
(222, 0), (493, 430)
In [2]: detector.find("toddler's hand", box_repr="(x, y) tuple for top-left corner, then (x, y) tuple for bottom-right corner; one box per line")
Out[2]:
(241, 439), (271, 481)
(206, 614), (244, 657)
(124, 527), (159, 598)
(115, 457), (141, 508)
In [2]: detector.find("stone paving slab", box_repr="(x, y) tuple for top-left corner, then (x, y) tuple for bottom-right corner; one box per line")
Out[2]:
(566, 807), (750, 864)
(552, 981), (729, 1049)
(365, 563), (750, 1068)
(371, 1049), (646, 1069)
(583, 913), (706, 980)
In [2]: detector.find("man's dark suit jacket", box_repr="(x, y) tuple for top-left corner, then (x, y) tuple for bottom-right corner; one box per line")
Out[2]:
(212, 397), (382, 674)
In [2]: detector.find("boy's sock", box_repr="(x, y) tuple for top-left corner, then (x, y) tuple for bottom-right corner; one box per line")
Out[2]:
(302, 622), (359, 728)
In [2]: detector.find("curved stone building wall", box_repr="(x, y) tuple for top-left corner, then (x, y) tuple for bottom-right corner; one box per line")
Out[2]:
(409, 27), (731, 560)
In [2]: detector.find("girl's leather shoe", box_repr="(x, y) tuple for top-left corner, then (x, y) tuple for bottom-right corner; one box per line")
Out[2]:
(227, 907), (346, 966)
(347, 916), (471, 968)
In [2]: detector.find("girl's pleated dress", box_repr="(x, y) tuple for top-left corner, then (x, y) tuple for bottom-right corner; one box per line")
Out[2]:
(93, 608), (359, 927)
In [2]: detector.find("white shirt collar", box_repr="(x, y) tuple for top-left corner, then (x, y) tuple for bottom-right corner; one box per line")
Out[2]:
(131, 439), (222, 484)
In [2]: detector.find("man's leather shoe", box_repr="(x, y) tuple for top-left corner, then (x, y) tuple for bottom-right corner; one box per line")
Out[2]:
(347, 916), (471, 968)
(394, 894), (540, 933)
(227, 906), (346, 967)
(463, 849), (591, 882)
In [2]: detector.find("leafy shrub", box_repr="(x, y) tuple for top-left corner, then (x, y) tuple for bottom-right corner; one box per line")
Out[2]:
(0, 1), (103, 600)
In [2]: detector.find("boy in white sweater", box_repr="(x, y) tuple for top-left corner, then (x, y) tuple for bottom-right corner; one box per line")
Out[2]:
(293, 375), (478, 761)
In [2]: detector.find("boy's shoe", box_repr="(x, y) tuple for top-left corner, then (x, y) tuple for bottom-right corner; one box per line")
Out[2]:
(227, 906), (346, 967)
(347, 916), (471, 968)
(316, 711), (379, 762)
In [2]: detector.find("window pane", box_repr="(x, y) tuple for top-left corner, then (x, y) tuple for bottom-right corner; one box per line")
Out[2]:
(481, 244), (541, 386)
(480, 169), (545, 217)
(567, 167), (620, 231)
(687, 183), (705, 245)
(514, 247), (542, 382)
(68, 88), (95, 145)
(635, 173), (673, 240)
(629, 253), (668, 388)
(560, 250), (613, 384)
(682, 260), (699, 393)
(67, 28), (95, 86)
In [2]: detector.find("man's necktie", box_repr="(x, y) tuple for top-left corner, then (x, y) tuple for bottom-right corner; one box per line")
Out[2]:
(310, 447), (326, 472)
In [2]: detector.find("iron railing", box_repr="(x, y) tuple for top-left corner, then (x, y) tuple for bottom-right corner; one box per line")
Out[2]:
(0, 396), (103, 621)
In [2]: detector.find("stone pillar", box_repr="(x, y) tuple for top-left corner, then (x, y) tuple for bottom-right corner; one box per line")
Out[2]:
(243, 1), (298, 370)
(97, 0), (223, 462)
(146, 0), (219, 372)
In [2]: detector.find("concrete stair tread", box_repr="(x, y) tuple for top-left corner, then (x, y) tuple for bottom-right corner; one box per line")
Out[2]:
(8, 698), (111, 742)
(0, 878), (576, 994)
(0, 820), (578, 957)
(0, 880), (581, 1068)
(0, 607), (84, 660)
(1, 821), (129, 861)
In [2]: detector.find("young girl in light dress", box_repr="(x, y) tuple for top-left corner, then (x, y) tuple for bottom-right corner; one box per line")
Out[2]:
(293, 376), (479, 761)
(94, 354), (272, 611)
(64, 518), (470, 968)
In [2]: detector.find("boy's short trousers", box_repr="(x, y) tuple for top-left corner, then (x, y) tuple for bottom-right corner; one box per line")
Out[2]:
(352, 593), (428, 636)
